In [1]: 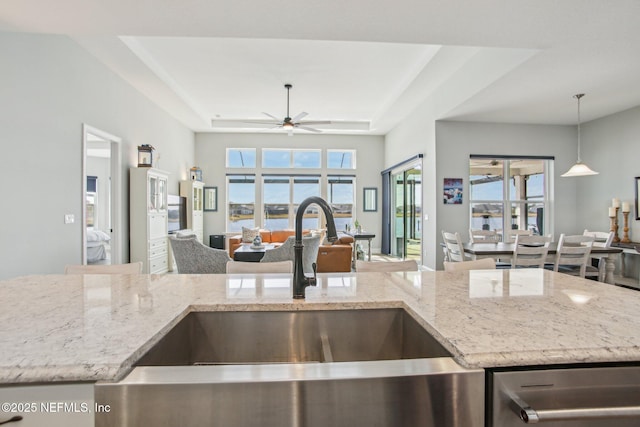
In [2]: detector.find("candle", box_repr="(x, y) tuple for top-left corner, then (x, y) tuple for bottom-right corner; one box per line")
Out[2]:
(623, 202), (631, 212)
(612, 198), (620, 208)
(609, 207), (616, 217)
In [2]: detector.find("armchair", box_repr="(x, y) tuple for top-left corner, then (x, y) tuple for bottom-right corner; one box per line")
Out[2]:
(169, 234), (231, 274)
(261, 235), (321, 274)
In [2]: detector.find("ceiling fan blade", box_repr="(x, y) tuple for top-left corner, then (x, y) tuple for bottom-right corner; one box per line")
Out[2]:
(297, 120), (332, 126)
(240, 120), (282, 125)
(262, 112), (282, 122)
(290, 112), (308, 123)
(296, 125), (322, 133)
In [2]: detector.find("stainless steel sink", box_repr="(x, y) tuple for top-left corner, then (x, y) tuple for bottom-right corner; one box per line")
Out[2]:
(96, 308), (484, 427)
(135, 308), (452, 365)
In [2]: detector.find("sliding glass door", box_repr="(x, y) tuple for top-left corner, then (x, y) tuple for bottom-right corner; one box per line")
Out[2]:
(391, 166), (422, 260)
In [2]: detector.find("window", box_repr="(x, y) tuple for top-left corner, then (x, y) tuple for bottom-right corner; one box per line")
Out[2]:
(262, 175), (321, 229)
(469, 157), (552, 239)
(327, 150), (355, 169)
(226, 149), (256, 168)
(262, 149), (321, 168)
(327, 175), (355, 232)
(227, 175), (256, 232)
(224, 148), (358, 232)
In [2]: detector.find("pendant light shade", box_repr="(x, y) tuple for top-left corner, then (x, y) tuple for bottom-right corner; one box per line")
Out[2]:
(561, 93), (598, 177)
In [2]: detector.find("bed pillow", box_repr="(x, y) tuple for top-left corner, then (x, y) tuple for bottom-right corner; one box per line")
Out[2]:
(242, 227), (260, 243)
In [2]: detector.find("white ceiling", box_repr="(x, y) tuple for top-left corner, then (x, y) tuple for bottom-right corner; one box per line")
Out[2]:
(2, 0), (640, 135)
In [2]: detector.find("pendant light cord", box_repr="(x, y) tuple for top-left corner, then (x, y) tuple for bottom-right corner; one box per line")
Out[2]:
(575, 93), (584, 163)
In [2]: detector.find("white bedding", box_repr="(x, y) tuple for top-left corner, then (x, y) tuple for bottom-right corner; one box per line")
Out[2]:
(87, 229), (111, 262)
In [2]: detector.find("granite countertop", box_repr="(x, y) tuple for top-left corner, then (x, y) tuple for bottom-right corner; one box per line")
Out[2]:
(1, 269), (639, 384)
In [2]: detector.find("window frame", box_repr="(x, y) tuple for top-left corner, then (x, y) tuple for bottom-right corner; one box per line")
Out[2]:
(469, 156), (553, 239)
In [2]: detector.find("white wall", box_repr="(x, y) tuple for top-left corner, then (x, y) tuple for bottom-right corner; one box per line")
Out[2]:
(384, 102), (437, 267)
(195, 132), (385, 248)
(0, 33), (194, 279)
(578, 105), (640, 242)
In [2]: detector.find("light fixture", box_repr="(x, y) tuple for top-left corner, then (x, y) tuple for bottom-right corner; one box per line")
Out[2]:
(137, 144), (154, 168)
(561, 93), (599, 177)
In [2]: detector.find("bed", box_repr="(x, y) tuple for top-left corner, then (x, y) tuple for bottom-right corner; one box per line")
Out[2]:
(87, 229), (111, 263)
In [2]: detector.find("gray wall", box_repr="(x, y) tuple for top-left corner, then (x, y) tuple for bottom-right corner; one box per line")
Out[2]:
(578, 105), (640, 243)
(195, 133), (385, 249)
(434, 121), (580, 268)
(0, 33), (194, 279)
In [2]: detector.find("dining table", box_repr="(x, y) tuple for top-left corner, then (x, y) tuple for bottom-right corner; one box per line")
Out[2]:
(462, 242), (623, 284)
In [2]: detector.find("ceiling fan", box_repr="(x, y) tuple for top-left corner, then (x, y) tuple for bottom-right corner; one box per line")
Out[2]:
(245, 84), (331, 136)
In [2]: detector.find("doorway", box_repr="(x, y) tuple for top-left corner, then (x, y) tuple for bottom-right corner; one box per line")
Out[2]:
(82, 124), (122, 265)
(391, 164), (422, 261)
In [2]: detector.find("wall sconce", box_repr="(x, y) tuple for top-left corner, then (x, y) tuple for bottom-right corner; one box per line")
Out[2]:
(137, 144), (154, 168)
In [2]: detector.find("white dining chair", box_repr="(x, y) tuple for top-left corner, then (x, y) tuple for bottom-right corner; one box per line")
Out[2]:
(512, 234), (551, 269)
(442, 231), (470, 262)
(226, 260), (293, 273)
(552, 234), (595, 278)
(583, 230), (615, 281)
(506, 229), (533, 243)
(469, 229), (501, 243)
(443, 258), (496, 272)
(64, 262), (143, 274)
(356, 259), (418, 272)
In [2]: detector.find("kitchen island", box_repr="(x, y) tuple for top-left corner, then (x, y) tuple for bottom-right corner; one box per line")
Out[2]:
(1, 269), (640, 383)
(1, 270), (640, 426)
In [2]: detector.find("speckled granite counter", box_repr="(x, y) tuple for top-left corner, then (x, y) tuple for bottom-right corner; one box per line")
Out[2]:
(1, 269), (639, 384)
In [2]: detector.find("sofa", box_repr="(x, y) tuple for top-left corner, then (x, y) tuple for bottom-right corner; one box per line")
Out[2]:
(228, 229), (354, 273)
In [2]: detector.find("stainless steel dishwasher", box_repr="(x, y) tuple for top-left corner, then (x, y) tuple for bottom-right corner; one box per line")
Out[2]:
(489, 364), (640, 426)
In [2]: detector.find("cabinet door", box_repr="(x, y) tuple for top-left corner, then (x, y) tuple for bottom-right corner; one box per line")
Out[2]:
(193, 187), (203, 212)
(148, 175), (158, 211)
(157, 176), (167, 211)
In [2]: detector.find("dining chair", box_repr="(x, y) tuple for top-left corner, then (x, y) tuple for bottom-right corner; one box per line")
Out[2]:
(511, 234), (551, 269)
(583, 230), (615, 281)
(506, 229), (533, 243)
(226, 260), (293, 273)
(551, 234), (595, 278)
(441, 231), (470, 262)
(64, 262), (143, 274)
(469, 229), (501, 243)
(443, 258), (496, 272)
(356, 259), (418, 272)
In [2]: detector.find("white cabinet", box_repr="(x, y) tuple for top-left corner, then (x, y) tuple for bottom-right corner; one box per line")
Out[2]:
(0, 383), (94, 427)
(180, 180), (204, 242)
(130, 168), (169, 274)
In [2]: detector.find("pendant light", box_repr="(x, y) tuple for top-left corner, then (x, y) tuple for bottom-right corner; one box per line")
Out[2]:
(561, 93), (599, 177)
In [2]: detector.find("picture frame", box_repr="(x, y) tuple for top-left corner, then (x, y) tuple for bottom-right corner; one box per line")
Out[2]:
(635, 176), (640, 220)
(363, 187), (378, 212)
(443, 178), (463, 204)
(204, 186), (218, 212)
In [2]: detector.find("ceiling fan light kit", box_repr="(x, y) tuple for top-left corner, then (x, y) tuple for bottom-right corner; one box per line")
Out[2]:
(561, 93), (599, 177)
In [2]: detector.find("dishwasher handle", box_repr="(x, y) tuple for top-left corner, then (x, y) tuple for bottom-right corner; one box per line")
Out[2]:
(509, 392), (640, 424)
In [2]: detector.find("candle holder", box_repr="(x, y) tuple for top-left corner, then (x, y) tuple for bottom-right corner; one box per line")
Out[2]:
(613, 207), (620, 243)
(622, 210), (631, 243)
(609, 214), (616, 237)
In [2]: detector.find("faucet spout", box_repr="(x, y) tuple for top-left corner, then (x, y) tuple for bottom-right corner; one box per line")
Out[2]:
(293, 196), (338, 299)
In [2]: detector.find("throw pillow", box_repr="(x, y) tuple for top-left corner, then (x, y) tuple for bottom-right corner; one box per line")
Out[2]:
(242, 226), (260, 243)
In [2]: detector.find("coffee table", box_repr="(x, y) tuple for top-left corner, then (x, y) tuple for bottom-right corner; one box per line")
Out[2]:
(233, 244), (275, 262)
